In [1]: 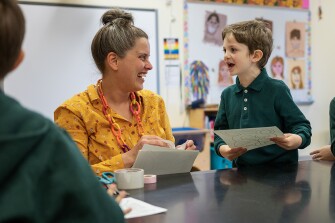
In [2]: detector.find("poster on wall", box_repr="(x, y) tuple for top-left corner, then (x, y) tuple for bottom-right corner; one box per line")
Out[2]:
(185, 2), (312, 105)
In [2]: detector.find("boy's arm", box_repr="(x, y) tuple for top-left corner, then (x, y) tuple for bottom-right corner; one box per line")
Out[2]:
(276, 85), (312, 149)
(214, 97), (228, 157)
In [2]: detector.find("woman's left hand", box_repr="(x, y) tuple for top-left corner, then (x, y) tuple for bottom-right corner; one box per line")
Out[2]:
(184, 140), (196, 150)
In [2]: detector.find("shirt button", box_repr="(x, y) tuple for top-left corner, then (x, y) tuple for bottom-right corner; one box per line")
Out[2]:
(244, 98), (248, 102)
(244, 107), (247, 111)
(116, 162), (120, 165)
(244, 89), (248, 93)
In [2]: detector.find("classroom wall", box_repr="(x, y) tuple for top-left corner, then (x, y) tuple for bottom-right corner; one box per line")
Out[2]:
(18, 0), (335, 156)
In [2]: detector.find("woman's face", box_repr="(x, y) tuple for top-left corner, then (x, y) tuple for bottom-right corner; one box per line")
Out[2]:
(272, 61), (283, 77)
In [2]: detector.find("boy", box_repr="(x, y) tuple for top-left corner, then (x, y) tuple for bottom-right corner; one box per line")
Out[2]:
(0, 1), (125, 222)
(214, 20), (311, 167)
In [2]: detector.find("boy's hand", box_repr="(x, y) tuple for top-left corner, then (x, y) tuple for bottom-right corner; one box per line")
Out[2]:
(270, 133), (302, 150)
(310, 145), (335, 161)
(219, 145), (247, 161)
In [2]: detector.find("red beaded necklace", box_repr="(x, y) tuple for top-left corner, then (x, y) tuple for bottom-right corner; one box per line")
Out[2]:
(97, 79), (144, 153)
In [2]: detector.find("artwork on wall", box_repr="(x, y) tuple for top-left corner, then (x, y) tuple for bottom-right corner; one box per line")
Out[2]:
(285, 22), (306, 58)
(270, 56), (285, 81)
(217, 60), (234, 87)
(185, 1), (312, 105)
(191, 0), (309, 9)
(287, 59), (306, 90)
(164, 38), (179, 60)
(189, 60), (210, 101)
(203, 11), (227, 46)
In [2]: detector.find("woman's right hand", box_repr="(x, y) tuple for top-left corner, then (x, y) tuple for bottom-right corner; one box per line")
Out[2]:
(122, 135), (170, 167)
(219, 145), (247, 161)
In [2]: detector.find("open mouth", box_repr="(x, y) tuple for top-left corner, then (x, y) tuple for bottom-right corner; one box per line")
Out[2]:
(226, 62), (235, 70)
(137, 73), (147, 79)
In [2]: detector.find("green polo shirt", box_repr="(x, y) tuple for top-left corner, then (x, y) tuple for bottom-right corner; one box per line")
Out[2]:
(214, 68), (311, 166)
(0, 90), (125, 223)
(329, 98), (335, 155)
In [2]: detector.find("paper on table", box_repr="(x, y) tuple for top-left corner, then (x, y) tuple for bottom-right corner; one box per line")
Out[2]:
(120, 197), (167, 219)
(133, 144), (199, 175)
(214, 126), (284, 150)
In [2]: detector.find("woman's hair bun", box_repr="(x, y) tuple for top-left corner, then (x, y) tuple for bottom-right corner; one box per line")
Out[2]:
(101, 8), (134, 26)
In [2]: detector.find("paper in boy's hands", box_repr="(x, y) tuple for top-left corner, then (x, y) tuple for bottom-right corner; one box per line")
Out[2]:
(214, 126), (284, 150)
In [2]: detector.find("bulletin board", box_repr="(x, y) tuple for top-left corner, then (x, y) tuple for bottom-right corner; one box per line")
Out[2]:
(4, 2), (159, 120)
(185, 1), (312, 105)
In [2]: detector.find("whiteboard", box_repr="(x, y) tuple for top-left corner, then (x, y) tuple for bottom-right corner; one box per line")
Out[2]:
(4, 2), (159, 120)
(187, 2), (312, 105)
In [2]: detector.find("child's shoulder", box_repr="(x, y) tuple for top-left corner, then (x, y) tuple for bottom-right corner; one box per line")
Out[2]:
(267, 78), (288, 88)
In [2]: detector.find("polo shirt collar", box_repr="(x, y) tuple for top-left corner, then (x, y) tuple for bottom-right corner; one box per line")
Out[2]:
(234, 68), (269, 93)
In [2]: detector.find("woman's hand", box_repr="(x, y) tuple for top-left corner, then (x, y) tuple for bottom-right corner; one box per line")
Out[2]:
(122, 135), (171, 167)
(310, 145), (335, 161)
(270, 133), (302, 150)
(107, 184), (131, 215)
(176, 140), (197, 150)
(219, 145), (247, 161)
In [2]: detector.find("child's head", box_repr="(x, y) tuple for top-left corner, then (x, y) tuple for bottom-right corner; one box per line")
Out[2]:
(222, 20), (273, 69)
(91, 8), (148, 74)
(0, 0), (25, 79)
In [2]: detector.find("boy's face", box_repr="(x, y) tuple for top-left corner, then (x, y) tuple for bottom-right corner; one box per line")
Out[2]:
(223, 33), (254, 76)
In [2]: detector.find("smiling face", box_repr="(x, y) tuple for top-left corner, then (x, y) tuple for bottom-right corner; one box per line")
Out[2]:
(222, 33), (254, 77)
(117, 37), (153, 92)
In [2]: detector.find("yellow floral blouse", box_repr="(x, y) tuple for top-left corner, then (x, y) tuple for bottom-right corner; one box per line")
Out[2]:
(54, 84), (174, 175)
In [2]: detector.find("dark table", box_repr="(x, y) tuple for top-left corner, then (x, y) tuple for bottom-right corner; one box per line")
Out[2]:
(126, 160), (335, 223)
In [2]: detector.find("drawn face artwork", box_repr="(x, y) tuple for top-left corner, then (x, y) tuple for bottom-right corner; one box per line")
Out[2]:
(220, 62), (229, 77)
(290, 36), (301, 50)
(291, 68), (301, 88)
(218, 60), (233, 87)
(272, 61), (283, 79)
(206, 14), (220, 35)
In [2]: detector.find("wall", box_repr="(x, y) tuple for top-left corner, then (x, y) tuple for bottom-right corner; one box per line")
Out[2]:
(18, 0), (186, 126)
(17, 0), (335, 157)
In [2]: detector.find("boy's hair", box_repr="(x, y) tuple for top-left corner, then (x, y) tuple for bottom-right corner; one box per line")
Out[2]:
(222, 20), (273, 68)
(0, 0), (25, 79)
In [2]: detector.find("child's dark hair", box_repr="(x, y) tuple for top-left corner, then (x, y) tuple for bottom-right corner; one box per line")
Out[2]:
(0, 0), (25, 78)
(222, 20), (273, 68)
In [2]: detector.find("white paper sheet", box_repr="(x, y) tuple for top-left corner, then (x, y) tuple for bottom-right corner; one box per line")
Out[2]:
(120, 197), (167, 219)
(132, 144), (199, 175)
(214, 126), (284, 150)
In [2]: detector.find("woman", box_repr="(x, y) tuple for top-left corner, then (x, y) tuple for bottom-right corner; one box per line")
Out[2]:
(55, 8), (195, 175)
